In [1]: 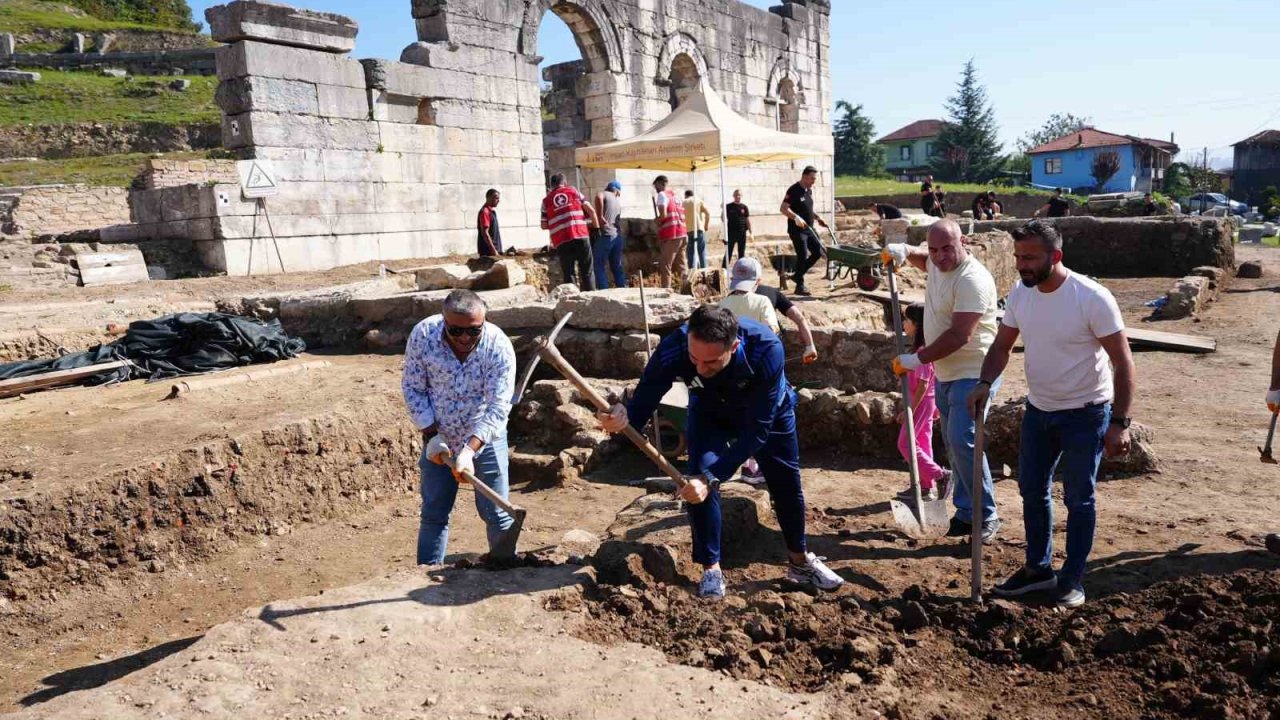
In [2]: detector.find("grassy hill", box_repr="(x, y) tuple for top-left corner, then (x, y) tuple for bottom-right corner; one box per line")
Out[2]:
(0, 0), (196, 34)
(0, 69), (217, 126)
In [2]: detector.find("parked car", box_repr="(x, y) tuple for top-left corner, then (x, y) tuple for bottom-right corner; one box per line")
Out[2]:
(1183, 192), (1248, 215)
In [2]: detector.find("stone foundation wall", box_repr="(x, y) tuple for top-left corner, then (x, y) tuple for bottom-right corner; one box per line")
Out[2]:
(0, 48), (216, 75)
(142, 157), (239, 189)
(0, 122), (222, 161)
(838, 192), (1071, 219)
(968, 216), (1234, 277)
(132, 0), (832, 275)
(4, 184), (131, 238)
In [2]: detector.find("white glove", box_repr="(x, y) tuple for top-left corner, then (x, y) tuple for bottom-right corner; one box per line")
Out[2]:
(802, 344), (818, 364)
(881, 243), (909, 267)
(892, 353), (922, 376)
(597, 403), (629, 433)
(425, 435), (451, 465)
(452, 445), (476, 483)
(1268, 388), (1280, 413)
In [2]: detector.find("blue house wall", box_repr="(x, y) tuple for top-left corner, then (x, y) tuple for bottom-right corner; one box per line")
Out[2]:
(1030, 144), (1139, 193)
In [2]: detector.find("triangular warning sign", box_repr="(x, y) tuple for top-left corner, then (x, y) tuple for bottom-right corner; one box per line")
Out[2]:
(245, 163), (276, 189)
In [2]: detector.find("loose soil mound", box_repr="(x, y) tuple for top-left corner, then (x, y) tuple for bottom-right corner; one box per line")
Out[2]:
(576, 569), (1280, 720)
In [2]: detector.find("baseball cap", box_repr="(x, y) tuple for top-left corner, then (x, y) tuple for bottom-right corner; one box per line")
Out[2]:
(606, 181), (622, 192)
(730, 257), (762, 292)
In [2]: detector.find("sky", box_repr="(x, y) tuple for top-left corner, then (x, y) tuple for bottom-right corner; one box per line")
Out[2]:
(191, 0), (1280, 169)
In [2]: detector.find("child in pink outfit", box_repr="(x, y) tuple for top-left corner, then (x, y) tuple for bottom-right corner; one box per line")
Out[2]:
(896, 304), (950, 501)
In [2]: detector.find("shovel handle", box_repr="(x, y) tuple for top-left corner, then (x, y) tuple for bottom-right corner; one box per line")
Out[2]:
(441, 455), (521, 515)
(539, 344), (688, 488)
(971, 412), (986, 604)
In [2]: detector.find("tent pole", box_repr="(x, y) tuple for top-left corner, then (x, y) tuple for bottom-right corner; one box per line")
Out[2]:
(719, 154), (728, 268)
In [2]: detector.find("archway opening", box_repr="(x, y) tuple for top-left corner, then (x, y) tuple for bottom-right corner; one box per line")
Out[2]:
(538, 10), (590, 187)
(668, 53), (701, 109)
(777, 78), (800, 134)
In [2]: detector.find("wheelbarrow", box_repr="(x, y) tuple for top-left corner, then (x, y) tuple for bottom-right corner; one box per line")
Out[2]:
(652, 379), (825, 461)
(825, 244), (883, 291)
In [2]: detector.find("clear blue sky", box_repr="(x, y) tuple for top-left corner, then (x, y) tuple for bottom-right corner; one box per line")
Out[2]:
(192, 0), (1280, 168)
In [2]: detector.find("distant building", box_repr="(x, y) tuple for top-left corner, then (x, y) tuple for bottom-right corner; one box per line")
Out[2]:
(877, 119), (945, 182)
(1231, 130), (1280, 205)
(1027, 128), (1178, 194)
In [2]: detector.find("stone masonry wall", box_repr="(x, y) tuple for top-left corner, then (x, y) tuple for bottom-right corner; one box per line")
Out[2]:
(142, 157), (239, 189)
(4, 185), (131, 238)
(1, 48), (217, 75)
(166, 0), (831, 275)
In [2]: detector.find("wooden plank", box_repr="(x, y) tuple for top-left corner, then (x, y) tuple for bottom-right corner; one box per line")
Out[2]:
(78, 263), (150, 287)
(73, 250), (146, 269)
(0, 360), (129, 398)
(858, 289), (1216, 354)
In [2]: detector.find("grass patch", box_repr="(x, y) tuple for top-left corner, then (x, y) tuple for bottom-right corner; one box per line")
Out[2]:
(0, 68), (217, 125)
(835, 176), (1083, 202)
(0, 0), (186, 33)
(0, 150), (208, 187)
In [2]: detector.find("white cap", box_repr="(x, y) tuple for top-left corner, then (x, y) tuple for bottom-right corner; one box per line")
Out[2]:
(730, 257), (762, 293)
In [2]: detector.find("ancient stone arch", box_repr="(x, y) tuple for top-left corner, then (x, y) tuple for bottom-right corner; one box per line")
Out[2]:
(655, 31), (709, 87)
(765, 56), (792, 103)
(517, 0), (625, 74)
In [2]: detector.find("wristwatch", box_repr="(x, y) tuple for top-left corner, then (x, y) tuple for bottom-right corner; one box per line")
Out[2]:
(702, 470), (720, 487)
(1110, 416), (1131, 429)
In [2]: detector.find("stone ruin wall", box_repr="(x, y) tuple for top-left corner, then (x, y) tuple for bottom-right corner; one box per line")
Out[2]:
(2, 185), (131, 238)
(127, 0), (831, 276)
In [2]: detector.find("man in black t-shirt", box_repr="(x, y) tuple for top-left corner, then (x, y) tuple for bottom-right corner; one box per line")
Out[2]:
(868, 202), (903, 220)
(1035, 188), (1071, 218)
(1142, 193), (1159, 216)
(971, 194), (990, 220)
(725, 189), (752, 266)
(780, 166), (828, 296)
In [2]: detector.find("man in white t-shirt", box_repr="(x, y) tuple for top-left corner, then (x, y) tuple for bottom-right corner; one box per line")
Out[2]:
(968, 219), (1135, 609)
(882, 219), (1003, 542)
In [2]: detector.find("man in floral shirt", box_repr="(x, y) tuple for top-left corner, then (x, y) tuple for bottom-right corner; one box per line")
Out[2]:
(402, 289), (517, 564)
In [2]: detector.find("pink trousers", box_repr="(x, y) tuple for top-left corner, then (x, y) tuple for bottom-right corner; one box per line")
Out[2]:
(897, 407), (945, 489)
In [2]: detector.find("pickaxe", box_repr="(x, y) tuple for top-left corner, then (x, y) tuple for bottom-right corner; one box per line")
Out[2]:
(1261, 411), (1278, 464)
(515, 311), (703, 500)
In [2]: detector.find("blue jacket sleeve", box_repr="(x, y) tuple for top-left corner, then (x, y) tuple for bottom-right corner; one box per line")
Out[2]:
(706, 340), (785, 481)
(625, 332), (683, 432)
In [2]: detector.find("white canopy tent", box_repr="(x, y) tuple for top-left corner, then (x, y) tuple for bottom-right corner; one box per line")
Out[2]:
(573, 86), (834, 264)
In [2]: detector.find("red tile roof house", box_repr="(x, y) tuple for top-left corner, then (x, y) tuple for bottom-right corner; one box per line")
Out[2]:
(1028, 127), (1179, 194)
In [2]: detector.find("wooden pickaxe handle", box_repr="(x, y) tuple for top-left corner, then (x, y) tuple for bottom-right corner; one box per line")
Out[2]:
(440, 454), (522, 515)
(538, 344), (688, 489)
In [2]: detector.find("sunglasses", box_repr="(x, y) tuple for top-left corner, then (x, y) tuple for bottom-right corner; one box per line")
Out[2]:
(446, 324), (483, 338)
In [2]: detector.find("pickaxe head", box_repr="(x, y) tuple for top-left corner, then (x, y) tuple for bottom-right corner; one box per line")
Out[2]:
(512, 312), (574, 403)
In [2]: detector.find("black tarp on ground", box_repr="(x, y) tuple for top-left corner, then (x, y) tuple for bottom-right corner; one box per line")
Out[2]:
(0, 313), (307, 386)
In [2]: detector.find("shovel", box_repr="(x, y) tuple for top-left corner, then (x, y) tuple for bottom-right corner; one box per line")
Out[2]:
(441, 453), (527, 561)
(970, 412), (987, 603)
(1262, 411), (1279, 464)
(885, 259), (950, 538)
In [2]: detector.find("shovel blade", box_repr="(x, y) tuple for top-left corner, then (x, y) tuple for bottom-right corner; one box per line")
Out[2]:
(1261, 447), (1278, 465)
(489, 508), (526, 560)
(889, 497), (950, 538)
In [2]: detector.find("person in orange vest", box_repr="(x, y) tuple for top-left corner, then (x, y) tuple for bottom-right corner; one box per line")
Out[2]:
(541, 173), (600, 291)
(652, 175), (687, 289)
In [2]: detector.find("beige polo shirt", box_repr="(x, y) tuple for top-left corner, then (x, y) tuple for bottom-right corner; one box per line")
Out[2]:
(924, 253), (999, 382)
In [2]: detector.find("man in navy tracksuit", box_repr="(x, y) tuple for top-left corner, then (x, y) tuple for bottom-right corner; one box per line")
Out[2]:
(596, 305), (844, 599)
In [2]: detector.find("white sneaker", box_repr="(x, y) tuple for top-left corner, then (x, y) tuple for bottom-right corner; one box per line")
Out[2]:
(740, 462), (766, 486)
(698, 568), (726, 599)
(785, 553), (844, 591)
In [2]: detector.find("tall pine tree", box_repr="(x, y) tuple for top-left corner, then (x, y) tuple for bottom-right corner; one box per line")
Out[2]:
(832, 101), (883, 177)
(930, 60), (1004, 182)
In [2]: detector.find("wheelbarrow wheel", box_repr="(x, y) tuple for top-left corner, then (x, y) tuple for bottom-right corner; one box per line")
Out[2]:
(654, 417), (686, 460)
(856, 268), (881, 292)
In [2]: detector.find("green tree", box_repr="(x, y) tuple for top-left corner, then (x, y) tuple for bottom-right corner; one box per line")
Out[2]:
(1163, 162), (1193, 200)
(71, 0), (199, 31)
(930, 60), (1004, 182)
(832, 101), (883, 176)
(1016, 112), (1091, 154)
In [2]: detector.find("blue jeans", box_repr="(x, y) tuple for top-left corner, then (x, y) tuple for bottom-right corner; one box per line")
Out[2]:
(592, 231), (626, 289)
(1019, 402), (1110, 591)
(686, 230), (707, 270)
(685, 405), (806, 566)
(416, 436), (513, 565)
(936, 377), (1002, 525)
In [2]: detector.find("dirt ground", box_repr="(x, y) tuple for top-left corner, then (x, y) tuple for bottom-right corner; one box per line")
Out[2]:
(3, 243), (1280, 718)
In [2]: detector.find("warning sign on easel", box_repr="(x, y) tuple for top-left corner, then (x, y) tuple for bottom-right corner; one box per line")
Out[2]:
(237, 159), (279, 199)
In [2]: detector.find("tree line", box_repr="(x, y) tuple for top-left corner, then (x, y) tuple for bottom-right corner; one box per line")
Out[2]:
(69, 0), (200, 32)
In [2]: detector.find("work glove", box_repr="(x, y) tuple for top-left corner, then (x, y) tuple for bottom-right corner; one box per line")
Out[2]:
(1268, 388), (1280, 413)
(676, 474), (711, 504)
(597, 403), (629, 433)
(892, 353), (921, 376)
(880, 243), (909, 268)
(802, 344), (818, 364)
(792, 217), (808, 230)
(426, 435), (451, 465)
(452, 445), (476, 484)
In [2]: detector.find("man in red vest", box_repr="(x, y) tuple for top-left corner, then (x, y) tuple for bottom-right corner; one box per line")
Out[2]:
(541, 173), (600, 291)
(652, 175), (687, 289)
